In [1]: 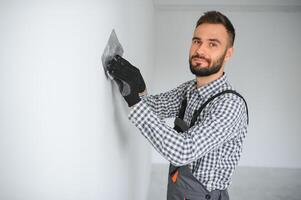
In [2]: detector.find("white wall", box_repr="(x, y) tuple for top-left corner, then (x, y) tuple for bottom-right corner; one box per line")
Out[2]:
(0, 1), (154, 200)
(152, 2), (301, 168)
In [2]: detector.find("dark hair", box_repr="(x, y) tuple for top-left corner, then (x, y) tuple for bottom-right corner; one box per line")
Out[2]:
(196, 11), (235, 47)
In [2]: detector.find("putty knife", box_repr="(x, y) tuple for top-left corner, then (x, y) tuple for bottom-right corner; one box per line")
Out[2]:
(101, 30), (131, 96)
(101, 29), (124, 80)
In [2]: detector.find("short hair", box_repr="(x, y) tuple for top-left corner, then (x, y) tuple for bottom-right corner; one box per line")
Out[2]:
(196, 11), (235, 47)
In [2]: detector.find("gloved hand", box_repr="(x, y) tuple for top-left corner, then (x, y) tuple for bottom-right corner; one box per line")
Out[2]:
(107, 55), (146, 107)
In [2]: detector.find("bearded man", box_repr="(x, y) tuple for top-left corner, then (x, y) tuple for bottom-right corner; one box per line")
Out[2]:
(107, 11), (249, 200)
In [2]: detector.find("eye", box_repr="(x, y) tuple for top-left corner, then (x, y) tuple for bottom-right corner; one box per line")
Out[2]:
(192, 39), (200, 45)
(209, 42), (217, 48)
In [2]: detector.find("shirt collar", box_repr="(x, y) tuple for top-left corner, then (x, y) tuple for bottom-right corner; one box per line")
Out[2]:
(193, 73), (228, 98)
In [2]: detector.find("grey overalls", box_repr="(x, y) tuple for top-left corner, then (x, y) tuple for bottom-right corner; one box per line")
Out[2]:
(167, 90), (249, 200)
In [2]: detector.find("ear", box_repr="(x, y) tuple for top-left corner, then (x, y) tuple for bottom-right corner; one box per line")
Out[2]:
(224, 47), (234, 62)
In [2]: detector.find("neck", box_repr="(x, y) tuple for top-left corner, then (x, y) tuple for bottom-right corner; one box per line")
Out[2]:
(196, 70), (224, 88)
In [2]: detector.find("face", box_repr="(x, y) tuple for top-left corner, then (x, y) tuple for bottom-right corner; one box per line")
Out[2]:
(189, 23), (233, 77)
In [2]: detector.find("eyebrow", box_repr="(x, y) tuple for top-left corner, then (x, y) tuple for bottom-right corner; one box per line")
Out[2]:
(208, 38), (221, 44)
(192, 37), (222, 44)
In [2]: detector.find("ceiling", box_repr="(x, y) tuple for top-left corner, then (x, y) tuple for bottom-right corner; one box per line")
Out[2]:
(153, 0), (301, 6)
(153, 0), (301, 12)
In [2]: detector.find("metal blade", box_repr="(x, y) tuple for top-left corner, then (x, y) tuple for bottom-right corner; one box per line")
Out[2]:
(101, 29), (124, 79)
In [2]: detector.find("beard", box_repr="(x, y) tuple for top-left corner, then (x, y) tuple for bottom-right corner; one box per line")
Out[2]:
(189, 51), (227, 77)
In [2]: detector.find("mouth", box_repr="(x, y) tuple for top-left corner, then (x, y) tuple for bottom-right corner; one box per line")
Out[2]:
(192, 57), (209, 66)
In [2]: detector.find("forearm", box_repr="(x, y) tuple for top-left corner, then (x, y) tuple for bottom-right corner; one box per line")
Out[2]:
(129, 101), (190, 166)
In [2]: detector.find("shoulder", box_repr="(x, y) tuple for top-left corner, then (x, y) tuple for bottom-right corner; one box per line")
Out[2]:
(177, 79), (195, 90)
(211, 87), (247, 111)
(209, 88), (248, 125)
(212, 80), (247, 106)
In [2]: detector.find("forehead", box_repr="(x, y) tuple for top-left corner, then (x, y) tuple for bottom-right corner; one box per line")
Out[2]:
(193, 23), (228, 43)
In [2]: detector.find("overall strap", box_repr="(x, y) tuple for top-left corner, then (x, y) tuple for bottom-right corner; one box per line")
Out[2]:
(173, 93), (189, 133)
(190, 90), (249, 127)
(177, 95), (187, 120)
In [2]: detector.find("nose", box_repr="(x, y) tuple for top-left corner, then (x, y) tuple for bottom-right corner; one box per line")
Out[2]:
(196, 43), (206, 55)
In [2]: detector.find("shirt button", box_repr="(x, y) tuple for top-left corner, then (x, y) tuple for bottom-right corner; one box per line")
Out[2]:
(205, 194), (211, 199)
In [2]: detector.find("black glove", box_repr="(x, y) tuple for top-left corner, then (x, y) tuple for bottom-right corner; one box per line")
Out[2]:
(107, 55), (146, 107)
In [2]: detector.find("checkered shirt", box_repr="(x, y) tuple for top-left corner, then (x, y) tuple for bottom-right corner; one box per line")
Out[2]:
(128, 74), (248, 191)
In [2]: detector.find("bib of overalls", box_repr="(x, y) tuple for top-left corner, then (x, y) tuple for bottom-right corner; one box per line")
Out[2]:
(166, 90), (248, 200)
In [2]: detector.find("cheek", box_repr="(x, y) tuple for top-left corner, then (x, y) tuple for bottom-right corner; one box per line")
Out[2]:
(213, 49), (224, 57)
(189, 46), (197, 57)
(210, 55), (219, 63)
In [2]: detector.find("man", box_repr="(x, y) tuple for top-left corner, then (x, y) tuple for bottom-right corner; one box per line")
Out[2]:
(107, 11), (248, 200)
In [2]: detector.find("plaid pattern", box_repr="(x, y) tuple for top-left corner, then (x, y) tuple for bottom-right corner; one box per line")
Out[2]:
(128, 74), (248, 191)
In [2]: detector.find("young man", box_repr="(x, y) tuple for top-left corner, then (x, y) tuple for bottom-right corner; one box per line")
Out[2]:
(108, 11), (248, 200)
